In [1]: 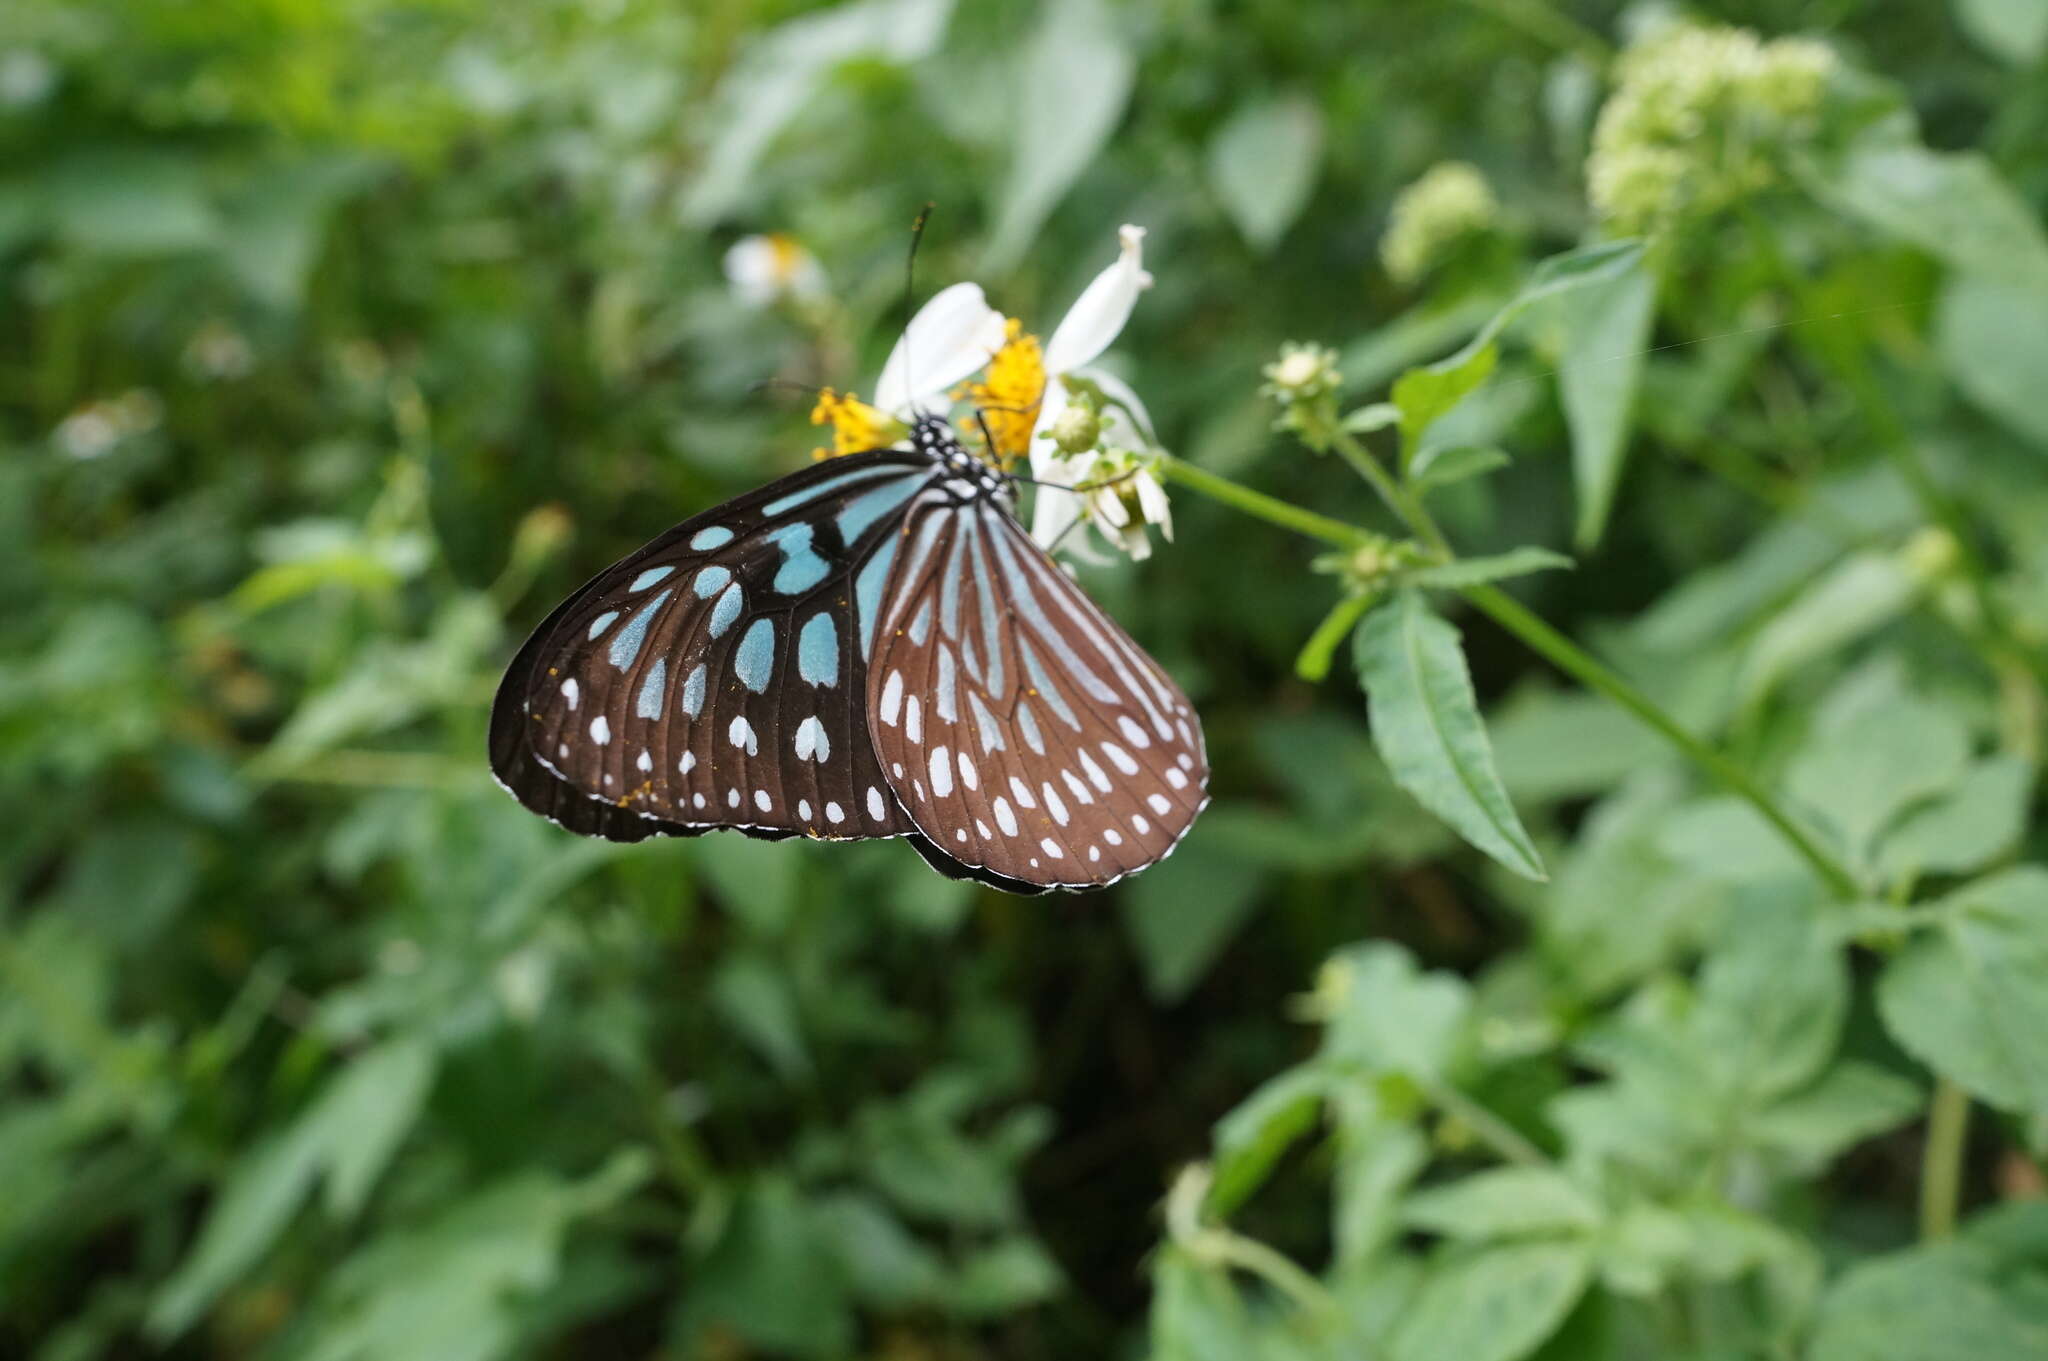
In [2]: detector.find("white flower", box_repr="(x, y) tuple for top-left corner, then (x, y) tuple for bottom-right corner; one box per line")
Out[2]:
(873, 281), (1008, 417)
(1062, 445), (1173, 561)
(722, 232), (828, 308)
(1023, 225), (1159, 552)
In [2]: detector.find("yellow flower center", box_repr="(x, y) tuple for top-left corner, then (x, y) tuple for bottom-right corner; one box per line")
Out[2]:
(962, 319), (1046, 468)
(809, 389), (895, 460)
(766, 232), (805, 285)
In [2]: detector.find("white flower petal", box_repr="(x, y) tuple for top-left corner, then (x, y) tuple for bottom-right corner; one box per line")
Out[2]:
(723, 236), (782, 307)
(1027, 375), (1071, 477)
(1043, 225), (1152, 374)
(875, 282), (1007, 414)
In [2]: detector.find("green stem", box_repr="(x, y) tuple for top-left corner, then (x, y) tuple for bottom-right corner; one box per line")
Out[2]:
(1920, 1076), (1970, 1240)
(1162, 455), (1864, 901)
(1464, 584), (1861, 899)
(1156, 454), (1372, 549)
(1327, 429), (1453, 559)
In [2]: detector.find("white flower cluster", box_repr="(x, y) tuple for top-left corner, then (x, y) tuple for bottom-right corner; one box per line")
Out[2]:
(1588, 23), (1837, 234)
(1380, 162), (1500, 285)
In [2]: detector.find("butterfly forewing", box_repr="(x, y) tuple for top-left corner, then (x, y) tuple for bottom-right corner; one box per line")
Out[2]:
(492, 452), (940, 841)
(866, 497), (1209, 889)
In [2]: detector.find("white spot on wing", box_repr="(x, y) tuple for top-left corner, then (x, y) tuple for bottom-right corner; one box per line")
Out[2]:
(1117, 715), (1152, 748)
(637, 750), (652, 773)
(1061, 769), (1092, 804)
(1079, 749), (1110, 792)
(957, 750), (978, 791)
(867, 786), (885, 820)
(826, 801), (844, 824)
(1148, 792), (1172, 815)
(728, 716), (758, 754)
(906, 695), (922, 744)
(994, 798), (1018, 836)
(1102, 742), (1138, 775)
(679, 750), (696, 775)
(799, 799), (812, 821)
(755, 789), (772, 812)
(590, 716), (610, 745)
(561, 678), (579, 710)
(1166, 766), (1188, 789)
(1010, 777), (1036, 809)
(880, 670), (904, 726)
(1040, 838), (1063, 857)
(1042, 783), (1069, 826)
(930, 746), (954, 798)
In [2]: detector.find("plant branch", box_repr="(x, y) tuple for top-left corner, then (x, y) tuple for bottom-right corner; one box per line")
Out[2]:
(1162, 455), (1864, 901)
(1920, 1076), (1970, 1240)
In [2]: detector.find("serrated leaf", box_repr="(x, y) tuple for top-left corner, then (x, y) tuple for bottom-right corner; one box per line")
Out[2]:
(1207, 94), (1325, 251)
(1877, 867), (2048, 1114)
(1353, 592), (1546, 880)
(1404, 548), (1572, 590)
(1787, 691), (1972, 864)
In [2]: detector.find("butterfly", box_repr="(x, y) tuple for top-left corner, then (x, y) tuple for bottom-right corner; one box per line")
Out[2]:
(490, 398), (1207, 895)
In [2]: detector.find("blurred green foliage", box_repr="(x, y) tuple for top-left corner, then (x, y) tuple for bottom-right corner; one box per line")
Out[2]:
(4, 0), (2048, 1357)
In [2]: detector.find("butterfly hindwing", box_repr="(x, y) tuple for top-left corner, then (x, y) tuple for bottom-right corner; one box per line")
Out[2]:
(866, 498), (1210, 890)
(491, 452), (942, 842)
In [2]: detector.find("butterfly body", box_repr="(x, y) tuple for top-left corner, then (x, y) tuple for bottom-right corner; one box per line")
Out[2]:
(490, 415), (1207, 893)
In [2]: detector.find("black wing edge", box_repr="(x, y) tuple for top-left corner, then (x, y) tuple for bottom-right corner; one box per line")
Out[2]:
(487, 553), (794, 846)
(902, 832), (1057, 896)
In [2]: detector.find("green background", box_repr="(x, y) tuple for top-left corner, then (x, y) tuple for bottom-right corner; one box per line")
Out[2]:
(5, 1), (2048, 1357)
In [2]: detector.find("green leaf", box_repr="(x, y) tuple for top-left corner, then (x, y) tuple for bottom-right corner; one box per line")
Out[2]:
(683, 1175), (854, 1354)
(1410, 443), (1511, 493)
(1119, 827), (1269, 1002)
(1319, 942), (1472, 1082)
(681, 0), (952, 225)
(1344, 401), (1402, 433)
(1811, 1230), (2048, 1361)
(1751, 1061), (1922, 1169)
(46, 147), (218, 257)
(1353, 592), (1546, 880)
(711, 953), (812, 1080)
(1489, 689), (1668, 805)
(1818, 139), (2048, 294)
(1787, 690), (1973, 863)
(1878, 867), (2048, 1114)
(695, 834), (803, 934)
(1391, 1240), (1592, 1361)
(148, 1038), (437, 1338)
(1207, 1066), (1330, 1216)
(1877, 755), (2035, 880)
(1403, 1167), (1602, 1241)
(1206, 94), (1325, 252)
(1738, 551), (1919, 706)
(1392, 344), (1498, 470)
(1404, 548), (1573, 591)
(1953, 0), (2048, 63)
(1692, 887), (1848, 1106)
(947, 1236), (1064, 1318)
(985, 0), (1134, 268)
(812, 1191), (944, 1309)
(1936, 271), (2048, 448)
(1332, 1093), (1431, 1268)
(1544, 257), (1655, 548)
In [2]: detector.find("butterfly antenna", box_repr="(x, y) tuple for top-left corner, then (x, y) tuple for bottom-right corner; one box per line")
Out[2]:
(900, 201), (935, 418)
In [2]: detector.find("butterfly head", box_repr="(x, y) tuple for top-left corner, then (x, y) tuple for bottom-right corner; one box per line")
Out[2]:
(907, 408), (1011, 504)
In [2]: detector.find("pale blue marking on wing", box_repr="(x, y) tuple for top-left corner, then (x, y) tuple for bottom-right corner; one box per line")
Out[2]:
(938, 518), (969, 639)
(761, 462), (909, 517)
(835, 472), (929, 546)
(709, 581), (743, 638)
(969, 691), (1005, 752)
(767, 522), (830, 595)
(681, 662), (707, 717)
(689, 526), (735, 551)
(587, 610), (619, 640)
(1016, 699), (1045, 754)
(1016, 636), (1078, 728)
(798, 611), (839, 687)
(609, 589), (672, 669)
(972, 509), (1004, 695)
(636, 657), (668, 718)
(734, 617), (775, 692)
(853, 535), (898, 660)
(631, 566), (674, 591)
(936, 644), (958, 722)
(693, 565), (732, 599)
(986, 521), (1119, 704)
